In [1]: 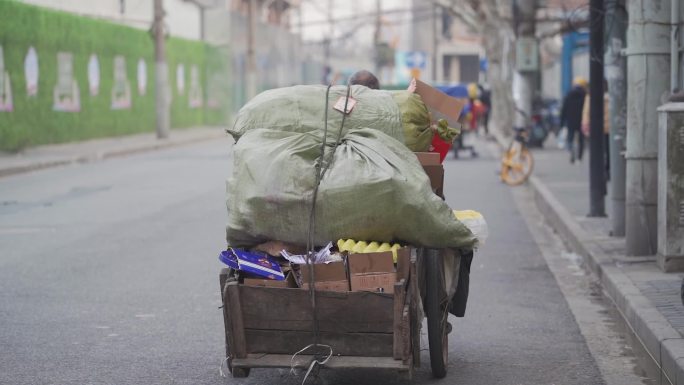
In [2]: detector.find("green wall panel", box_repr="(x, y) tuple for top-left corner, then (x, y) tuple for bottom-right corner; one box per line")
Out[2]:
(0, 1), (228, 151)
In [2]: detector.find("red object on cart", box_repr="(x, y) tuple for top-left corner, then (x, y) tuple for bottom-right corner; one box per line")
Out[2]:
(430, 135), (452, 163)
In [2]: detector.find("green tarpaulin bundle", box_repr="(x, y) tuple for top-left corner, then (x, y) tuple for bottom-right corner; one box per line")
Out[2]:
(226, 128), (476, 249)
(228, 85), (434, 152)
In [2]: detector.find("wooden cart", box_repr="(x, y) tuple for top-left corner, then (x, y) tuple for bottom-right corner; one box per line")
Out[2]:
(219, 247), (453, 380)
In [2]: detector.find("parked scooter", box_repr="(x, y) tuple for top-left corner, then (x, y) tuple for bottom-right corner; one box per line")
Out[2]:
(526, 98), (560, 148)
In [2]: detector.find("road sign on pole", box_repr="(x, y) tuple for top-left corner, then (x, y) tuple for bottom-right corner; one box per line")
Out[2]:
(516, 37), (539, 72)
(405, 51), (427, 70)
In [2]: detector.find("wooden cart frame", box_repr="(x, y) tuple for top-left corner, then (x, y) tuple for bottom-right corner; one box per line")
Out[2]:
(219, 247), (454, 380)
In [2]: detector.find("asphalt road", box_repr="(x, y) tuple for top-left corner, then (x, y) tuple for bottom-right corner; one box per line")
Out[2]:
(0, 135), (650, 384)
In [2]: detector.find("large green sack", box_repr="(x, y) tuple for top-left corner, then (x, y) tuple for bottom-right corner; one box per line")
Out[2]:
(229, 85), (405, 143)
(226, 128), (476, 249)
(391, 91), (433, 152)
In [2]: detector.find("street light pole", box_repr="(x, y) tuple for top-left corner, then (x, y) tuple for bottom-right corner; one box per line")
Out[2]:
(246, 0), (257, 100)
(374, 0), (381, 76)
(604, 0), (627, 235)
(588, 0), (606, 217)
(513, 0), (537, 129)
(153, 0), (170, 139)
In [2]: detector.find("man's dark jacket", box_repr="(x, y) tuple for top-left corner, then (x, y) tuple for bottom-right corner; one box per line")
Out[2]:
(560, 86), (586, 131)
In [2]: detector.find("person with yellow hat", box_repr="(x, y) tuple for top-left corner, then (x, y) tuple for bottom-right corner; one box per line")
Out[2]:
(560, 76), (588, 163)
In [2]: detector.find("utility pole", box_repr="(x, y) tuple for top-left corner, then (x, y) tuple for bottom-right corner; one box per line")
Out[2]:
(513, 0), (538, 129)
(153, 0), (170, 139)
(246, 0), (257, 100)
(671, 0), (680, 92)
(604, 0), (627, 235)
(588, 0), (606, 217)
(325, 0), (334, 74)
(432, 4), (438, 83)
(625, 0), (671, 255)
(373, 0), (381, 76)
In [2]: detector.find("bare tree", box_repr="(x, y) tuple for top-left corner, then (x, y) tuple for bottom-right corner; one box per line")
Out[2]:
(433, 0), (516, 136)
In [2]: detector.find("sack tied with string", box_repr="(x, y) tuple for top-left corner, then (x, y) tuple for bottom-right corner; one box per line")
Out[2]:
(228, 85), (436, 152)
(225, 127), (477, 250)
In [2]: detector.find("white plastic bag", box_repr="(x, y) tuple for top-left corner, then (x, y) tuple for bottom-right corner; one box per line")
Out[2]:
(453, 210), (489, 247)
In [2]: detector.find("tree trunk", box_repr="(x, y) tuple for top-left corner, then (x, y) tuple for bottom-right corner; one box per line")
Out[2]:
(483, 22), (515, 137)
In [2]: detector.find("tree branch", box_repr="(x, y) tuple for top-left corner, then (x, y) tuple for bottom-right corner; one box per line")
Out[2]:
(428, 0), (481, 32)
(537, 19), (588, 39)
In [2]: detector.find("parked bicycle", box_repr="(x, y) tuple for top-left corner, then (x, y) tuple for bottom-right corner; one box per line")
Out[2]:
(500, 108), (535, 186)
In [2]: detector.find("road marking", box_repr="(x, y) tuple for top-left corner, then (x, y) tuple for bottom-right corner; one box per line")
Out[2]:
(0, 226), (56, 235)
(134, 314), (156, 319)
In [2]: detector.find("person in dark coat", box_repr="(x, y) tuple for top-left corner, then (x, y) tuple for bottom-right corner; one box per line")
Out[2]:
(560, 77), (588, 163)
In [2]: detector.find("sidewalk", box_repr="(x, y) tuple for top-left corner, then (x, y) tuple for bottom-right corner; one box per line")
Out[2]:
(0, 126), (226, 178)
(502, 136), (684, 385)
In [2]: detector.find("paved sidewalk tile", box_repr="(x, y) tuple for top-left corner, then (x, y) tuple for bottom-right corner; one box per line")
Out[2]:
(531, 143), (684, 325)
(522, 137), (684, 384)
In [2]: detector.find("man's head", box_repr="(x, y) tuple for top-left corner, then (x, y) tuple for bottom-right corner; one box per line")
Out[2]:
(349, 70), (380, 89)
(573, 76), (588, 89)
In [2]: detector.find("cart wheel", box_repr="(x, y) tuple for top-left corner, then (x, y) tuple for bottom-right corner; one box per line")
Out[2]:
(231, 367), (250, 378)
(425, 248), (448, 378)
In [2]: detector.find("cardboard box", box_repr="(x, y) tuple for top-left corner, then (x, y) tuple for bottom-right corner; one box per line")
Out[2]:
(394, 247), (412, 283)
(414, 152), (441, 166)
(243, 271), (298, 288)
(300, 261), (350, 292)
(348, 251), (397, 294)
(423, 165), (444, 198)
(414, 79), (466, 128)
(414, 152), (444, 197)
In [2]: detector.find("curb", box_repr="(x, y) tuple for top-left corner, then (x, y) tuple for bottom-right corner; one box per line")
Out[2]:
(493, 131), (684, 385)
(0, 129), (226, 178)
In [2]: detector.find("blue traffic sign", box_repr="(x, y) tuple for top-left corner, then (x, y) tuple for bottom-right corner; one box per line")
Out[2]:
(405, 51), (427, 70)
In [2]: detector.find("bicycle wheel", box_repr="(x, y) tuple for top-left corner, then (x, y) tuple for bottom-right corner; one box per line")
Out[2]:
(500, 144), (534, 186)
(425, 248), (449, 378)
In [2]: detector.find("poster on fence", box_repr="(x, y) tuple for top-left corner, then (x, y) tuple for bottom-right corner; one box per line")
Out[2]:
(88, 54), (100, 96)
(111, 55), (131, 110)
(53, 52), (80, 112)
(0, 46), (12, 112)
(188, 65), (202, 108)
(176, 63), (185, 95)
(137, 59), (147, 96)
(206, 72), (222, 109)
(24, 46), (39, 97)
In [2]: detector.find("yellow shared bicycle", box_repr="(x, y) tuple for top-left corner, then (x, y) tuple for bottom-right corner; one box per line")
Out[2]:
(500, 119), (535, 186)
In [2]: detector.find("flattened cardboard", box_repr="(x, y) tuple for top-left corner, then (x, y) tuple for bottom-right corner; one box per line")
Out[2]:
(348, 252), (394, 274)
(243, 271), (297, 288)
(350, 273), (396, 294)
(301, 261), (346, 281)
(414, 79), (466, 124)
(348, 251), (396, 293)
(300, 261), (349, 292)
(414, 152), (440, 166)
(302, 280), (350, 292)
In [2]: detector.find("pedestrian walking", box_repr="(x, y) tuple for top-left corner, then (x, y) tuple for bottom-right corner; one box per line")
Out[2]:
(560, 77), (588, 164)
(478, 84), (491, 136)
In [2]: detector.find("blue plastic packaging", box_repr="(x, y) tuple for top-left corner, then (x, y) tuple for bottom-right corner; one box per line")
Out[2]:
(218, 248), (285, 281)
